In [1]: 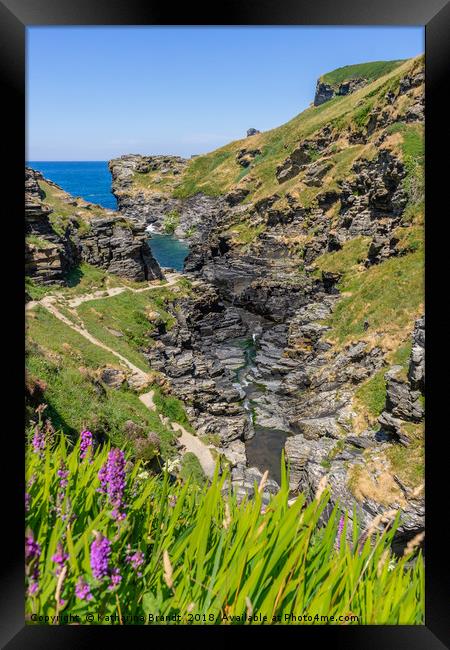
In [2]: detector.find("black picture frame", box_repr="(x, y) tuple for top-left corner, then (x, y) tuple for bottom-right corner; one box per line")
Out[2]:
(2, 1), (449, 647)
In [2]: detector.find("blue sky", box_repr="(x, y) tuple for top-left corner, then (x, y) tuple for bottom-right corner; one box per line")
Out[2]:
(27, 26), (424, 161)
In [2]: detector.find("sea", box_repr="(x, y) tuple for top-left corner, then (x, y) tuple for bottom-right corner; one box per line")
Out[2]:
(27, 160), (189, 271)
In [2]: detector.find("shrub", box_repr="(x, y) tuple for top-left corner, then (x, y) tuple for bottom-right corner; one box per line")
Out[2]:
(162, 210), (180, 234)
(179, 452), (206, 486)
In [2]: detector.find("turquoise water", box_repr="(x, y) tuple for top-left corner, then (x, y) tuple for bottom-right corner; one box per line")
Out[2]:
(148, 234), (189, 271)
(27, 161), (117, 210)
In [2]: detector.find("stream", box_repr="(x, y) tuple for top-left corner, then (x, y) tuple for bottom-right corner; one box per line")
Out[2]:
(146, 227), (289, 484)
(223, 309), (290, 485)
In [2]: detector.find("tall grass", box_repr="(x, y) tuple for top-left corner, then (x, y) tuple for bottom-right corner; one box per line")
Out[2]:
(25, 427), (424, 625)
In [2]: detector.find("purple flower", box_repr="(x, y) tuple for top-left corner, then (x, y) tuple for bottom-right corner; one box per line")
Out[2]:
(25, 492), (30, 513)
(90, 533), (111, 580)
(28, 580), (39, 596)
(75, 577), (93, 601)
(125, 545), (145, 577)
(57, 462), (69, 489)
(25, 531), (41, 596)
(80, 430), (93, 461)
(98, 449), (126, 520)
(335, 514), (345, 551)
(51, 543), (69, 576)
(55, 462), (70, 520)
(108, 567), (122, 591)
(32, 426), (45, 455)
(25, 533), (41, 562)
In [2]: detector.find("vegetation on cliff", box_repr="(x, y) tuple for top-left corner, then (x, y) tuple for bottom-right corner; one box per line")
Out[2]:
(25, 53), (425, 626)
(320, 60), (405, 87)
(125, 57), (422, 204)
(26, 267), (191, 458)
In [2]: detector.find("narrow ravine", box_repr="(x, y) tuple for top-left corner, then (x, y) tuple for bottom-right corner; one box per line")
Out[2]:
(224, 310), (291, 485)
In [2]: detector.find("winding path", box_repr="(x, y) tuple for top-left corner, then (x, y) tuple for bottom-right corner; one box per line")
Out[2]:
(139, 390), (216, 479)
(26, 274), (216, 477)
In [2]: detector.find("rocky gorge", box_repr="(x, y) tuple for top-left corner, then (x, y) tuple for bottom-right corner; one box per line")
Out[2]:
(25, 56), (425, 546)
(105, 56), (425, 543)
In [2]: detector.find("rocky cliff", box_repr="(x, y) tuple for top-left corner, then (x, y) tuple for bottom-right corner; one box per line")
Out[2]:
(313, 59), (406, 106)
(25, 167), (163, 287)
(109, 154), (227, 242)
(111, 56), (424, 541)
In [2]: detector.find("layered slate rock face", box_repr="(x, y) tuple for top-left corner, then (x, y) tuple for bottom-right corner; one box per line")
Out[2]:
(147, 279), (251, 446)
(25, 167), (163, 285)
(25, 168), (75, 284)
(378, 316), (425, 445)
(76, 216), (163, 282)
(276, 126), (336, 184)
(285, 318), (425, 539)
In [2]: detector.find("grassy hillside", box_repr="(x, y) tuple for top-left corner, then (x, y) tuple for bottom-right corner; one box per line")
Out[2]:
(39, 180), (115, 236)
(127, 56), (422, 203)
(320, 60), (405, 86)
(26, 264), (192, 457)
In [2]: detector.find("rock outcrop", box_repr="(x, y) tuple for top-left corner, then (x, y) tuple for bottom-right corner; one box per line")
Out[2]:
(146, 279), (251, 446)
(285, 318), (425, 540)
(25, 168), (75, 285)
(76, 215), (162, 282)
(314, 77), (368, 106)
(378, 316), (425, 445)
(25, 167), (163, 286)
(109, 154), (226, 240)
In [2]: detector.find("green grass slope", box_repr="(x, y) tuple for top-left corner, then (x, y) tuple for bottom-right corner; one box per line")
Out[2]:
(127, 56), (422, 203)
(25, 264), (192, 458)
(320, 59), (405, 86)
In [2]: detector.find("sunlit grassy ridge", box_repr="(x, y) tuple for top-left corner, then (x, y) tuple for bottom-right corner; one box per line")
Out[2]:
(129, 56), (421, 202)
(39, 180), (115, 236)
(25, 433), (424, 625)
(320, 60), (405, 86)
(323, 238), (424, 347)
(74, 288), (179, 372)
